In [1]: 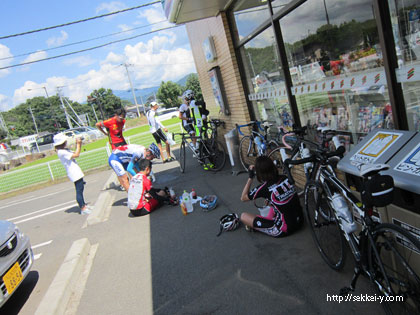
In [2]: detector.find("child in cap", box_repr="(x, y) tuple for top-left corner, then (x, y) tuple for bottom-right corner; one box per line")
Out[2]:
(53, 133), (91, 215)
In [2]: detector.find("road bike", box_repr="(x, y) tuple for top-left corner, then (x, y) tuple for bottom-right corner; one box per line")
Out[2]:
(236, 121), (279, 170)
(173, 132), (226, 173)
(283, 129), (420, 314)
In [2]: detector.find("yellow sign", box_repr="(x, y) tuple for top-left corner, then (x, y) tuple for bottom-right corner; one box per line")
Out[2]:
(3, 262), (23, 294)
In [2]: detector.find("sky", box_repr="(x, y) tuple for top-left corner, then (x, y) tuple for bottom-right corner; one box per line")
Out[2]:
(0, 0), (196, 111)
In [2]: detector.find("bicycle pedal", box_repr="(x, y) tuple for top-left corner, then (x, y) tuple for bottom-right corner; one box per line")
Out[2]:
(339, 286), (353, 296)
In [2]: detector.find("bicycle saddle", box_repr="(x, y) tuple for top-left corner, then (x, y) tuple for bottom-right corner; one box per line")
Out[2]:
(317, 126), (333, 133)
(359, 163), (390, 177)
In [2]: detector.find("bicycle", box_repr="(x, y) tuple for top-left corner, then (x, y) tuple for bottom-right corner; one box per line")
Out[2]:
(283, 129), (420, 314)
(236, 121), (279, 170)
(173, 132), (226, 173)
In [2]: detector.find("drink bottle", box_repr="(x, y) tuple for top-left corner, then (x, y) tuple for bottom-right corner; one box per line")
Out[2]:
(169, 187), (176, 199)
(331, 193), (356, 233)
(191, 188), (197, 199)
(182, 190), (193, 213)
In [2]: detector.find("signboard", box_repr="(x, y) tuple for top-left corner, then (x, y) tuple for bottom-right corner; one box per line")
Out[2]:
(337, 128), (415, 177)
(208, 66), (229, 115)
(349, 131), (403, 165)
(19, 135), (37, 147)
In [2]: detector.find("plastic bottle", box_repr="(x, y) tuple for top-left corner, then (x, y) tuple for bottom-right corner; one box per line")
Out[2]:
(254, 136), (263, 150)
(182, 190), (193, 213)
(191, 188), (197, 199)
(169, 187), (176, 199)
(331, 193), (357, 233)
(180, 201), (188, 215)
(301, 146), (313, 174)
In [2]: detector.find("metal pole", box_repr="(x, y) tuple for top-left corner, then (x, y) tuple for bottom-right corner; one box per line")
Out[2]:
(42, 87), (59, 128)
(57, 89), (73, 129)
(28, 105), (39, 134)
(122, 63), (141, 117)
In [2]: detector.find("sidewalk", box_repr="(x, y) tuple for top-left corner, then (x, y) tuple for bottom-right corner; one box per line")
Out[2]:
(74, 150), (383, 315)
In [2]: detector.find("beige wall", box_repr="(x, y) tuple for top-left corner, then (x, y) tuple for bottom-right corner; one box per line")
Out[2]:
(185, 12), (251, 135)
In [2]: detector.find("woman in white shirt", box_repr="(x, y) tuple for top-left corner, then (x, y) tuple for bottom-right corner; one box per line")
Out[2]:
(53, 133), (91, 215)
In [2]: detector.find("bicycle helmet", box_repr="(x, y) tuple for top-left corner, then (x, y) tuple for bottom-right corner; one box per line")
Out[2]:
(217, 213), (240, 237)
(148, 143), (161, 159)
(182, 90), (194, 100)
(200, 195), (218, 211)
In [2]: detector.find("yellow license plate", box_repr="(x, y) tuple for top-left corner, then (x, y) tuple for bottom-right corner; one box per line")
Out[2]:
(3, 262), (23, 294)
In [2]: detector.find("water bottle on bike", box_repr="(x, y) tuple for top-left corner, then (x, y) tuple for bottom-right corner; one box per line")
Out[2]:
(254, 136), (265, 155)
(331, 193), (356, 233)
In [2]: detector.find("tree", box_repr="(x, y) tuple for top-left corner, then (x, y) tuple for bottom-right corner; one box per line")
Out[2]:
(88, 88), (123, 120)
(156, 81), (182, 108)
(184, 74), (203, 102)
(0, 128), (7, 140)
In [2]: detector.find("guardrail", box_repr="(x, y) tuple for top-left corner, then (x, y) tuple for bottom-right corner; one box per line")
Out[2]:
(0, 123), (183, 194)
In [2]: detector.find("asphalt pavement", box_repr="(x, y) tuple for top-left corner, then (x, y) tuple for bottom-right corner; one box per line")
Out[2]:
(74, 150), (384, 315)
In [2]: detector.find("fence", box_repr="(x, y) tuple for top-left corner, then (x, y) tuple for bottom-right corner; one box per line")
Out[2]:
(0, 123), (183, 194)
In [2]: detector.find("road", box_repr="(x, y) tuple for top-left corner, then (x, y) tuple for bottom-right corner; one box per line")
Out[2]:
(0, 169), (114, 315)
(0, 154), (386, 315)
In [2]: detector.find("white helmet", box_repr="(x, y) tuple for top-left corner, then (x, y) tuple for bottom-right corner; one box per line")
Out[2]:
(150, 101), (159, 108)
(216, 213), (240, 236)
(182, 90), (194, 101)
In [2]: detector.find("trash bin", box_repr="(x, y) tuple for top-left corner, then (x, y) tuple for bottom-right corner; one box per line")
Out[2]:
(224, 128), (243, 176)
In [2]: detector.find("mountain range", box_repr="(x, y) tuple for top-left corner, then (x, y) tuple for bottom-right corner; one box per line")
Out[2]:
(113, 73), (193, 102)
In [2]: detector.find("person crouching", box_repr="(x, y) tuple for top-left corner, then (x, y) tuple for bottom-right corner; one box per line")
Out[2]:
(127, 159), (177, 217)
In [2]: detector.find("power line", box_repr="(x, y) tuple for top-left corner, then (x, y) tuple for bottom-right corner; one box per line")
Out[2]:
(0, 1), (160, 40)
(0, 25), (181, 71)
(0, 20), (168, 61)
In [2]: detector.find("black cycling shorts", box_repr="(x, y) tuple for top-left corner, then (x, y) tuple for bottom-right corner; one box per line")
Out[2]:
(152, 129), (167, 144)
(183, 123), (195, 135)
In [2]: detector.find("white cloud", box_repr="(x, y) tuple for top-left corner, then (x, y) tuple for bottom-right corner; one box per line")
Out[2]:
(46, 31), (68, 47)
(137, 5), (172, 30)
(118, 24), (134, 35)
(96, 1), (125, 19)
(0, 44), (13, 78)
(0, 94), (12, 111)
(12, 34), (195, 106)
(23, 51), (48, 64)
(63, 56), (96, 67)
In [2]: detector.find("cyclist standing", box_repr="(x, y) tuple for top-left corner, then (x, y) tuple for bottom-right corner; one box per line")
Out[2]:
(96, 108), (127, 149)
(146, 102), (174, 163)
(179, 90), (212, 170)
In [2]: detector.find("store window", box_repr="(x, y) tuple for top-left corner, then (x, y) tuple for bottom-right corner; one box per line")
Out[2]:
(239, 27), (294, 130)
(280, 0), (392, 144)
(271, 0), (293, 15)
(389, 0), (420, 131)
(233, 0), (271, 41)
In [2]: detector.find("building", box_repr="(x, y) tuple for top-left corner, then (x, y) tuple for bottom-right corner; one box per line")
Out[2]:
(162, 0), (420, 245)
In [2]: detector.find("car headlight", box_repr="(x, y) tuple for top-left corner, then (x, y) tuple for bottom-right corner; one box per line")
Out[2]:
(15, 226), (24, 238)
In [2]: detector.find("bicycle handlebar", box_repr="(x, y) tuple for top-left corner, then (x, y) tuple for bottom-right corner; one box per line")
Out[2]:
(236, 121), (265, 136)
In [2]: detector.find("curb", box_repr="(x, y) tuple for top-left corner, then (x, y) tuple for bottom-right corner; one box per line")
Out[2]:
(102, 172), (118, 191)
(35, 238), (91, 315)
(85, 191), (113, 226)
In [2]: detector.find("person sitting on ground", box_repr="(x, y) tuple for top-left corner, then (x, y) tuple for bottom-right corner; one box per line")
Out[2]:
(108, 143), (161, 192)
(53, 134), (91, 215)
(240, 156), (303, 237)
(96, 108), (127, 150)
(127, 159), (177, 217)
(146, 101), (174, 163)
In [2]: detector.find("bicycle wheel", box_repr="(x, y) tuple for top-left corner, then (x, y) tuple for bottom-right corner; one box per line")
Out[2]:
(368, 223), (420, 314)
(207, 139), (226, 172)
(304, 181), (346, 270)
(178, 141), (186, 173)
(239, 136), (258, 170)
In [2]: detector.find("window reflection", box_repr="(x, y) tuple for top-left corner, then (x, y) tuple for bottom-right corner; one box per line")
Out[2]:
(280, 0), (391, 144)
(233, 0), (270, 41)
(240, 27), (294, 131)
(390, 0), (420, 131)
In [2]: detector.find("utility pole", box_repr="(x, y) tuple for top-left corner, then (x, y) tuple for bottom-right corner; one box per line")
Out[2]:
(122, 63), (141, 117)
(0, 112), (10, 138)
(42, 87), (60, 128)
(28, 105), (39, 134)
(57, 88), (73, 129)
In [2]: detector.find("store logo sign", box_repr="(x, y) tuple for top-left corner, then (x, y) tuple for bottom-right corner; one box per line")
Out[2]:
(340, 80), (344, 88)
(350, 78), (355, 87)
(375, 74), (380, 83)
(331, 81), (335, 89)
(407, 68), (414, 80)
(362, 75), (367, 85)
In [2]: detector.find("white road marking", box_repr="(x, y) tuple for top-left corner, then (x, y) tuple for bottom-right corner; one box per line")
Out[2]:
(0, 188), (72, 210)
(13, 203), (78, 224)
(32, 240), (53, 249)
(5, 195), (36, 205)
(7, 200), (75, 221)
(34, 253), (42, 260)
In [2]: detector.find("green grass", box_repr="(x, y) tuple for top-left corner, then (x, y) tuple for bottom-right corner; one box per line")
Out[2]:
(8, 118), (182, 171)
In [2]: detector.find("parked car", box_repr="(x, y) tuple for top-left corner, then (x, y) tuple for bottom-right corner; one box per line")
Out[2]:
(0, 220), (34, 308)
(56, 129), (89, 147)
(72, 126), (103, 140)
(30, 133), (55, 153)
(155, 107), (180, 122)
(0, 143), (11, 163)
